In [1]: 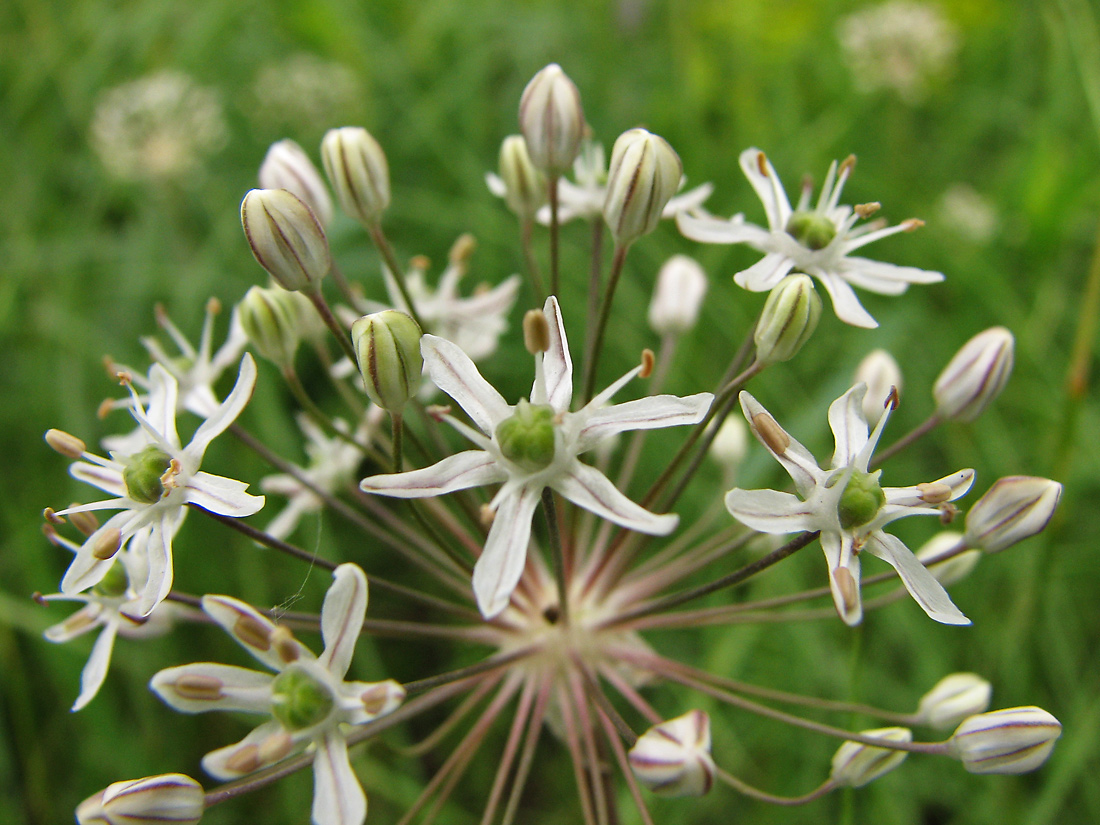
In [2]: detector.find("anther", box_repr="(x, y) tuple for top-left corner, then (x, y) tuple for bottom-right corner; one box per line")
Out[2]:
(32, 592), (47, 606)
(225, 745), (261, 774)
(43, 507), (66, 526)
(834, 567), (859, 615)
(885, 385), (900, 410)
(116, 370), (133, 387)
(523, 309), (550, 354)
(902, 218), (925, 232)
(206, 296), (222, 315)
(69, 508), (100, 537)
(939, 503), (959, 525)
(234, 615), (272, 651)
(173, 674), (225, 701)
(756, 151), (769, 177)
(269, 625), (300, 664)
(409, 254), (431, 272)
(752, 413), (790, 455)
(839, 154), (857, 176)
(361, 683), (402, 715)
(854, 202), (881, 219)
(639, 349), (655, 379)
(97, 399), (115, 419)
(91, 528), (123, 561)
(45, 429), (86, 459)
(480, 503), (496, 528)
(258, 732), (293, 765)
(917, 482), (953, 504)
(425, 404), (451, 422)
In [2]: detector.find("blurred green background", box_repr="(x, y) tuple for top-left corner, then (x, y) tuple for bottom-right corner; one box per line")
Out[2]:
(2, 0), (1099, 822)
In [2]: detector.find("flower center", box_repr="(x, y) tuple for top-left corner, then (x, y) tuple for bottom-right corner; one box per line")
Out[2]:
(270, 667), (335, 732)
(838, 470), (886, 530)
(122, 445), (173, 504)
(785, 210), (837, 250)
(495, 399), (557, 472)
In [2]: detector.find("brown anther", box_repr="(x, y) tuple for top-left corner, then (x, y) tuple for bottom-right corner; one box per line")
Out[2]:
(115, 370), (134, 387)
(885, 385), (900, 411)
(480, 503), (496, 528)
(174, 673), (225, 701)
(225, 745), (261, 774)
(69, 509), (100, 537)
(258, 732), (293, 765)
(839, 154), (857, 176)
(45, 429), (86, 459)
(523, 309), (550, 355)
(269, 625), (300, 664)
(425, 404), (452, 422)
(639, 349), (655, 379)
(448, 233), (477, 264)
(206, 297), (222, 315)
(41, 523), (61, 544)
(43, 507), (66, 526)
(756, 151), (769, 177)
(917, 482), (953, 505)
(902, 218), (925, 232)
(91, 528), (123, 561)
(97, 399), (116, 420)
(32, 592), (48, 606)
(409, 254), (431, 272)
(752, 413), (790, 455)
(474, 282), (490, 296)
(361, 682), (402, 715)
(854, 202), (881, 219)
(833, 567), (859, 615)
(234, 615), (273, 651)
(939, 503), (959, 525)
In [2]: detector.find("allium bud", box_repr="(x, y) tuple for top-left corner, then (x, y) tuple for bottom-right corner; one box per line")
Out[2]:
(709, 416), (748, 471)
(603, 128), (683, 245)
(753, 274), (822, 365)
(259, 139), (334, 227)
(949, 707), (1061, 774)
(915, 531), (980, 587)
(518, 64), (585, 176)
(497, 135), (546, 218)
(854, 349), (902, 422)
(237, 285), (302, 367)
(241, 188), (331, 292)
(351, 311), (424, 413)
(964, 476), (1062, 553)
(648, 255), (708, 336)
(77, 773), (204, 825)
(321, 126), (391, 226)
(830, 727), (912, 788)
(916, 673), (992, 730)
(933, 327), (1014, 421)
(628, 709), (715, 797)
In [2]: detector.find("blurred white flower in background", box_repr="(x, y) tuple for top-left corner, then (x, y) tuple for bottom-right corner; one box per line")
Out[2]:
(252, 54), (362, 129)
(938, 184), (998, 243)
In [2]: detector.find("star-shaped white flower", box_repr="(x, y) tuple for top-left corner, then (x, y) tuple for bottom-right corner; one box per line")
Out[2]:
(150, 564), (405, 825)
(678, 148), (943, 328)
(725, 384), (973, 626)
(360, 296), (713, 618)
(55, 354), (264, 616)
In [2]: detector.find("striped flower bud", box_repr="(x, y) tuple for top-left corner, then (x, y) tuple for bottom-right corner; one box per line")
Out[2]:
(628, 710), (715, 797)
(237, 286), (303, 368)
(964, 476), (1062, 553)
(518, 64), (585, 176)
(933, 327), (1014, 421)
(830, 727), (912, 788)
(603, 128), (682, 245)
(259, 139), (334, 227)
(351, 311), (423, 413)
(854, 349), (902, 422)
(753, 274), (822, 365)
(241, 188), (331, 292)
(77, 773), (204, 825)
(949, 707), (1061, 774)
(648, 255), (708, 336)
(497, 135), (546, 218)
(916, 673), (992, 730)
(321, 126), (391, 226)
(915, 531), (980, 587)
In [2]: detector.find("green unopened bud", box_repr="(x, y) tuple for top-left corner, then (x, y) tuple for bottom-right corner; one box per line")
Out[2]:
(77, 773), (205, 825)
(498, 135), (546, 218)
(351, 311), (423, 413)
(754, 275), (822, 365)
(495, 399), (557, 472)
(241, 188), (331, 292)
(270, 666), (335, 731)
(837, 469), (885, 530)
(603, 128), (682, 245)
(519, 64), (585, 176)
(123, 445), (172, 504)
(786, 210), (837, 250)
(259, 139), (334, 228)
(830, 728), (911, 787)
(321, 126), (390, 226)
(238, 286), (302, 368)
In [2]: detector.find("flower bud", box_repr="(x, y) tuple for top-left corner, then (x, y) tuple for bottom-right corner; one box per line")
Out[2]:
(916, 673), (992, 730)
(518, 64), (585, 176)
(854, 349), (902, 422)
(963, 476), (1062, 553)
(351, 311), (423, 413)
(830, 727), (912, 788)
(628, 709), (715, 797)
(648, 255), (708, 336)
(753, 275), (822, 365)
(321, 126), (391, 226)
(949, 707), (1061, 774)
(603, 128), (683, 245)
(933, 327), (1014, 421)
(77, 773), (204, 825)
(237, 285), (303, 367)
(497, 135), (546, 218)
(259, 139), (334, 228)
(241, 188), (331, 292)
(709, 416), (748, 471)
(915, 531), (980, 586)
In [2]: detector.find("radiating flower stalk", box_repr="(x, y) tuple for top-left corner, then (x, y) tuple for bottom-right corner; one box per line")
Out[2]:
(40, 64), (1064, 825)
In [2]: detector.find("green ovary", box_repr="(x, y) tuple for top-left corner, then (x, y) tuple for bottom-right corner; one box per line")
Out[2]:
(271, 668), (335, 731)
(785, 211), (837, 250)
(122, 445), (173, 504)
(495, 400), (557, 472)
(838, 470), (886, 530)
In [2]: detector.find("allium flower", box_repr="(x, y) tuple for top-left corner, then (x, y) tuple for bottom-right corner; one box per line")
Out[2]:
(151, 564), (404, 825)
(360, 296), (712, 617)
(55, 355), (264, 616)
(678, 148), (942, 328)
(725, 384), (973, 625)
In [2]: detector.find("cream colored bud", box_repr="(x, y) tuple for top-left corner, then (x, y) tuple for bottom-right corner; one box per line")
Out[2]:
(854, 349), (902, 422)
(241, 188), (331, 292)
(603, 128), (683, 245)
(964, 476), (1062, 553)
(628, 710), (715, 797)
(237, 286), (302, 367)
(949, 707), (1061, 774)
(351, 311), (424, 413)
(518, 64), (585, 176)
(753, 274), (822, 365)
(933, 327), (1014, 421)
(648, 255), (708, 336)
(259, 139), (334, 227)
(321, 126), (391, 226)
(498, 135), (547, 218)
(830, 727), (912, 787)
(709, 416), (748, 470)
(77, 773), (204, 825)
(916, 674), (992, 730)
(915, 531), (980, 586)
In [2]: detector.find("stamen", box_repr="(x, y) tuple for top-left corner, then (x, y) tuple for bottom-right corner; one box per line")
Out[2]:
(523, 309), (550, 354)
(755, 151), (768, 177)
(426, 404), (452, 422)
(885, 385), (900, 410)
(42, 507), (66, 526)
(69, 508), (100, 536)
(917, 482), (953, 504)
(258, 732), (293, 764)
(834, 567), (859, 615)
(854, 202), (881, 219)
(45, 429), (86, 459)
(225, 745), (261, 774)
(639, 349), (655, 379)
(97, 399), (115, 419)
(480, 503), (496, 528)
(752, 413), (790, 455)
(409, 254), (431, 272)
(269, 625), (300, 664)
(234, 615), (273, 651)
(902, 218), (925, 232)
(91, 528), (123, 560)
(939, 503), (959, 525)
(173, 674), (225, 701)
(449, 233), (476, 265)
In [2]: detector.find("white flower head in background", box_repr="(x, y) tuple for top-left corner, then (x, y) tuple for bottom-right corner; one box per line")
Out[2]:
(938, 183), (998, 244)
(252, 54), (362, 129)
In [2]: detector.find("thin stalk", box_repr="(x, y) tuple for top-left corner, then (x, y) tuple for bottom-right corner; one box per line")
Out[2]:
(583, 220), (605, 381)
(328, 260), (367, 313)
(556, 681), (599, 825)
(716, 769), (838, 806)
(543, 488), (570, 625)
(548, 174), (561, 296)
(403, 647), (536, 697)
(481, 677), (537, 825)
(582, 242), (629, 404)
(391, 412), (404, 472)
(366, 222), (424, 328)
(500, 678), (552, 825)
(283, 367), (374, 456)
(871, 412), (941, 468)
(520, 217), (545, 302)
(196, 506), (336, 570)
(595, 708), (656, 825)
(305, 288), (359, 364)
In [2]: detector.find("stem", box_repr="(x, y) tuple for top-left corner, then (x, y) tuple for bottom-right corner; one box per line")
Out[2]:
(403, 647), (536, 696)
(582, 242), (629, 404)
(521, 217), (545, 302)
(391, 412), (404, 472)
(716, 769), (838, 806)
(305, 288), (358, 364)
(548, 174), (561, 296)
(543, 488), (570, 625)
(328, 260), (367, 313)
(870, 412), (941, 468)
(367, 222), (425, 329)
(283, 367), (375, 456)
(195, 505), (337, 570)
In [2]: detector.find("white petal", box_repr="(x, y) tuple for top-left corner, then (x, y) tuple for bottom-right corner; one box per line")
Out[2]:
(663, 182), (714, 216)
(739, 147), (792, 230)
(150, 663), (275, 714)
(676, 212), (768, 245)
(135, 515), (176, 617)
(538, 296), (573, 412)
(187, 353), (257, 462)
(312, 732), (367, 825)
(201, 720), (290, 780)
(738, 392), (822, 497)
(43, 600), (99, 643)
(339, 679), (406, 725)
(828, 385), (869, 469)
(61, 512), (134, 596)
(422, 335), (510, 434)
(72, 620), (120, 711)
(70, 461), (127, 498)
(360, 450), (505, 498)
(577, 393), (712, 453)
(815, 273), (879, 329)
(865, 532), (970, 626)
(885, 469), (976, 508)
(822, 531), (863, 626)
(733, 252), (796, 292)
(724, 489), (819, 534)
(554, 461), (677, 536)
(319, 564), (367, 679)
(186, 471), (265, 516)
(202, 595), (314, 671)
(485, 171), (507, 197)
(472, 485), (540, 618)
(145, 364), (181, 448)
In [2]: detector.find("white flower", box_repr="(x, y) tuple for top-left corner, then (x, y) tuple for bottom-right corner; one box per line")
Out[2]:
(725, 384), (973, 626)
(151, 564), (405, 825)
(360, 296), (712, 618)
(678, 148), (943, 328)
(55, 355), (264, 616)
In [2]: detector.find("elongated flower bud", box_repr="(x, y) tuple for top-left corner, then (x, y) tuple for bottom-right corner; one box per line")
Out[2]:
(241, 188), (331, 292)
(603, 128), (683, 245)
(964, 476), (1062, 553)
(933, 327), (1014, 421)
(709, 416), (748, 471)
(648, 255), (708, 336)
(321, 126), (391, 226)
(830, 727), (911, 787)
(915, 531), (980, 586)
(854, 349), (902, 422)
(753, 274), (822, 365)
(237, 286), (302, 368)
(497, 135), (546, 218)
(259, 139), (334, 228)
(518, 64), (584, 176)
(628, 710), (715, 797)
(351, 311), (423, 413)
(77, 773), (204, 825)
(916, 673), (992, 730)
(949, 707), (1061, 774)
